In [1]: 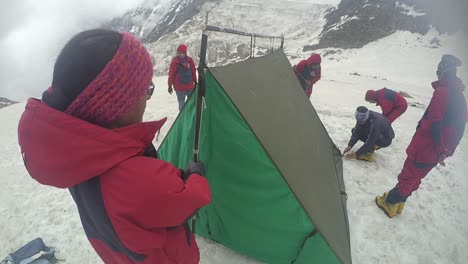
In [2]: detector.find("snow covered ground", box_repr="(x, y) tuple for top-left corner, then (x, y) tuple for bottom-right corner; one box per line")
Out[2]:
(1, 30), (467, 263)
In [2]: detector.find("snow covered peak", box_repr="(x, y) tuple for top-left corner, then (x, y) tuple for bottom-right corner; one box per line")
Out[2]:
(140, 0), (330, 75)
(106, 0), (179, 39)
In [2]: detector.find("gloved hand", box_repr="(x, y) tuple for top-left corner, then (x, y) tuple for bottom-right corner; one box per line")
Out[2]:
(188, 160), (205, 176)
(182, 161), (206, 181)
(168, 85), (173, 95)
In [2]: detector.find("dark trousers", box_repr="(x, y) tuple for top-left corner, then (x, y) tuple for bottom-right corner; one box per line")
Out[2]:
(354, 128), (393, 153)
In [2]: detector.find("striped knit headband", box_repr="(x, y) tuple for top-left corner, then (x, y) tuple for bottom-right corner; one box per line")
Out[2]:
(65, 32), (153, 126)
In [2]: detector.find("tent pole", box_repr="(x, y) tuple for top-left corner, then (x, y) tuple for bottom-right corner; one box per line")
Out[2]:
(253, 35), (256, 59)
(194, 33), (208, 162)
(250, 35), (253, 59)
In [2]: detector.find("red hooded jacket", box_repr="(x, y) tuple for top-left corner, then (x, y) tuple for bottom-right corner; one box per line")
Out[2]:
(18, 99), (211, 264)
(168, 55), (197, 92)
(294, 53), (321, 97)
(406, 78), (467, 164)
(374, 88), (408, 123)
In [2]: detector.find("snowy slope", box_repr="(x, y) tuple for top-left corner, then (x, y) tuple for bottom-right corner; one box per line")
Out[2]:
(1, 30), (467, 264)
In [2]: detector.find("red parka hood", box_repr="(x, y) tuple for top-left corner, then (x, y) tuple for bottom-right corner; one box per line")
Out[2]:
(18, 98), (166, 188)
(307, 53), (321, 64)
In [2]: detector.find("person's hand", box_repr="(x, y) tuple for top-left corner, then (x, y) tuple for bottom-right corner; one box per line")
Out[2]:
(438, 154), (447, 167)
(344, 151), (357, 160)
(343, 146), (352, 155)
(188, 161), (206, 176)
(168, 85), (173, 95)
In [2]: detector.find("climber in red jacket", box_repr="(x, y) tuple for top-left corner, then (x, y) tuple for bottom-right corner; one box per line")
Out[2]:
(293, 53), (321, 98)
(18, 29), (211, 264)
(365, 88), (408, 123)
(376, 55), (467, 218)
(168, 44), (197, 111)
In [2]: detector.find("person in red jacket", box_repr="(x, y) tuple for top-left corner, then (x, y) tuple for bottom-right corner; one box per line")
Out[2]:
(168, 44), (197, 111)
(293, 53), (321, 98)
(376, 55), (467, 218)
(365, 88), (408, 123)
(18, 29), (211, 264)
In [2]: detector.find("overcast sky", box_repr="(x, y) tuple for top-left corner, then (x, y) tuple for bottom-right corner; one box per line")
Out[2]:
(0, 0), (149, 101)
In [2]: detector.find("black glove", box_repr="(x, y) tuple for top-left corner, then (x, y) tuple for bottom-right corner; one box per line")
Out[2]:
(188, 160), (205, 176)
(182, 161), (206, 181)
(168, 85), (173, 95)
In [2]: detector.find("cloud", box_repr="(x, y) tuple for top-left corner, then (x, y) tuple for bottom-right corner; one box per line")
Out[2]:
(0, 0), (147, 101)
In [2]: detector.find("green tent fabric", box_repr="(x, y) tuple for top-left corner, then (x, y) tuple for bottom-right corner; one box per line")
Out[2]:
(158, 50), (351, 264)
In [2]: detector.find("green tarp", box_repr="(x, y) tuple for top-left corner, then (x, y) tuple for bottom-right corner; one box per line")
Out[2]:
(158, 51), (351, 264)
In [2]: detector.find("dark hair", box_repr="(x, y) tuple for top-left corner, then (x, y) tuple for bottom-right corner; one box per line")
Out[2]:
(42, 29), (123, 111)
(356, 106), (368, 113)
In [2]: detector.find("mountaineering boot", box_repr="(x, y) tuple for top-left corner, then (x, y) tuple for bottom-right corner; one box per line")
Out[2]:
(384, 192), (405, 214)
(375, 192), (399, 218)
(357, 152), (375, 162)
(397, 201), (405, 214)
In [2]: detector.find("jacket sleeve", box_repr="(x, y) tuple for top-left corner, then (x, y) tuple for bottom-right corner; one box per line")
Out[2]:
(168, 59), (177, 86)
(104, 158), (211, 229)
(295, 61), (305, 79)
(379, 99), (394, 120)
(420, 88), (450, 155)
(312, 66), (321, 85)
(348, 124), (360, 148)
(356, 121), (380, 157)
(190, 58), (197, 83)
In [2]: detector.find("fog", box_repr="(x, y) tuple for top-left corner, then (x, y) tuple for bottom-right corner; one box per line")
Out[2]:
(0, 0), (148, 101)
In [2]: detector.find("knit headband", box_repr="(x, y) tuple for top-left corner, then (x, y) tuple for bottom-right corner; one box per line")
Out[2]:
(65, 32), (153, 126)
(355, 109), (370, 122)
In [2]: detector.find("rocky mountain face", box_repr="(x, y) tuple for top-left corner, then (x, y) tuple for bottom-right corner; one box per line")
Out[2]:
(109, 0), (328, 74)
(143, 0), (207, 43)
(304, 0), (466, 51)
(106, 0), (464, 74)
(0, 97), (17, 109)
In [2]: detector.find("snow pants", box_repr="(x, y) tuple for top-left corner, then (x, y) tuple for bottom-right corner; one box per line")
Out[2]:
(387, 157), (437, 204)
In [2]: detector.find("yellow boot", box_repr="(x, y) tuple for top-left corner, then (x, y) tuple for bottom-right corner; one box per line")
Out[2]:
(397, 202), (405, 214)
(383, 192), (405, 214)
(375, 192), (399, 218)
(357, 152), (375, 162)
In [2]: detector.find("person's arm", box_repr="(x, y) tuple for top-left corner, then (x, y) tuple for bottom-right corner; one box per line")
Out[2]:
(105, 158), (211, 229)
(312, 66), (321, 84)
(190, 58), (197, 83)
(347, 125), (360, 149)
(420, 88), (450, 157)
(295, 61), (306, 79)
(168, 59), (177, 87)
(379, 98), (393, 117)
